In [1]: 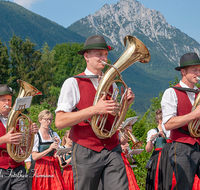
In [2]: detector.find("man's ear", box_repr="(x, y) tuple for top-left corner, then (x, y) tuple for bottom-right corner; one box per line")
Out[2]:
(180, 68), (186, 76)
(84, 52), (89, 62)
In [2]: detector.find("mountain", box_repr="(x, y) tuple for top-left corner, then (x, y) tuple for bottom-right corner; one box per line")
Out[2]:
(1, 0), (200, 114)
(68, 0), (200, 113)
(0, 1), (86, 50)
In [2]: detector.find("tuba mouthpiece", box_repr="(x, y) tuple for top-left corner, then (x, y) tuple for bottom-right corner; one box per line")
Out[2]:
(197, 77), (200, 81)
(5, 105), (11, 109)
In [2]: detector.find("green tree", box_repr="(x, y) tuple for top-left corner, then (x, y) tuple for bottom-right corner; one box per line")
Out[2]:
(40, 43), (58, 104)
(53, 42), (86, 86)
(8, 34), (44, 103)
(0, 39), (10, 84)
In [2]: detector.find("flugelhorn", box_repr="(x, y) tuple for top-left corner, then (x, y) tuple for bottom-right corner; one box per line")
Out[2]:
(120, 126), (143, 150)
(91, 35), (151, 139)
(188, 76), (200, 137)
(6, 80), (42, 162)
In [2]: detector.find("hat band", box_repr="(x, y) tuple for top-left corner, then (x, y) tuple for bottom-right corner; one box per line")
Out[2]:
(180, 60), (200, 67)
(0, 91), (13, 96)
(84, 43), (109, 50)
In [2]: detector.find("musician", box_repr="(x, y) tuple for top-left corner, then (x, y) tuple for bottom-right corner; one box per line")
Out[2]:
(55, 35), (135, 190)
(161, 52), (200, 190)
(58, 130), (74, 190)
(30, 110), (66, 190)
(145, 108), (166, 190)
(0, 84), (38, 190)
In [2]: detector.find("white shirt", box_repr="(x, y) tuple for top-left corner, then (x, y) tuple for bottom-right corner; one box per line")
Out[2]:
(146, 128), (162, 144)
(161, 80), (198, 127)
(32, 131), (61, 152)
(55, 68), (118, 113)
(0, 116), (7, 128)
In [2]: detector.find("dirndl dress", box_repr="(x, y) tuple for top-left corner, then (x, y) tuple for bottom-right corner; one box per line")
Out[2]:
(145, 130), (166, 190)
(31, 133), (66, 190)
(62, 154), (74, 190)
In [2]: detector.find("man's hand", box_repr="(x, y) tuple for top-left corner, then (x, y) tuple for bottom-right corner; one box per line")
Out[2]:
(3, 128), (22, 144)
(94, 94), (120, 115)
(121, 87), (135, 107)
(30, 123), (39, 134)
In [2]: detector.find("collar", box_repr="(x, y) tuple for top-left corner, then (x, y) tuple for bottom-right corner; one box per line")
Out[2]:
(180, 80), (198, 90)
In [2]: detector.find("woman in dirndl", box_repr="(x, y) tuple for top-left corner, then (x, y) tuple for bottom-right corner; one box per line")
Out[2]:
(31, 110), (66, 190)
(145, 108), (166, 190)
(58, 130), (74, 190)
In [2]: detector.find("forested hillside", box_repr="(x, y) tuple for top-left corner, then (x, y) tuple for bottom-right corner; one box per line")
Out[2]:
(0, 1), (86, 49)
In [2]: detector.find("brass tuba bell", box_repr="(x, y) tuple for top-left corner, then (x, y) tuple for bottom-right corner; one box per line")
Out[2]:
(91, 35), (151, 139)
(6, 80), (42, 162)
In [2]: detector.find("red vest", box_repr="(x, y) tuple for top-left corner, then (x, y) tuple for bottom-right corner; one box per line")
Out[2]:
(170, 84), (200, 145)
(0, 121), (24, 169)
(69, 73), (119, 152)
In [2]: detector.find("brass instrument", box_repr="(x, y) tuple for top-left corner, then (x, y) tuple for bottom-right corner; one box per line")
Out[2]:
(188, 77), (200, 137)
(120, 128), (143, 150)
(6, 80), (42, 162)
(91, 35), (151, 139)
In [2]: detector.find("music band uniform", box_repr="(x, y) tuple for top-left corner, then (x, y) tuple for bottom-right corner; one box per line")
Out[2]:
(161, 52), (200, 190)
(56, 69), (128, 190)
(0, 85), (28, 190)
(55, 35), (136, 190)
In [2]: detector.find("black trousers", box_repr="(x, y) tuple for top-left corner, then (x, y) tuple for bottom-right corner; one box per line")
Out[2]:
(71, 143), (128, 190)
(169, 142), (200, 190)
(0, 165), (28, 190)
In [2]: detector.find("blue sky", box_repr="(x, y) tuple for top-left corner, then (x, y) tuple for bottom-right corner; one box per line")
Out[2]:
(10, 0), (200, 44)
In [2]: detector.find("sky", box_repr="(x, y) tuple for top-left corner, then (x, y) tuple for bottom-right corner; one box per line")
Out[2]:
(9, 0), (200, 44)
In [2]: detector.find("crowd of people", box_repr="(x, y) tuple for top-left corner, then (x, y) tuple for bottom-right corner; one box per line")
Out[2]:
(0, 34), (200, 190)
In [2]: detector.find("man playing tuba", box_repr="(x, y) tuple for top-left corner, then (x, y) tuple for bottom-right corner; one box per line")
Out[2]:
(55, 35), (135, 190)
(161, 52), (200, 190)
(0, 84), (39, 190)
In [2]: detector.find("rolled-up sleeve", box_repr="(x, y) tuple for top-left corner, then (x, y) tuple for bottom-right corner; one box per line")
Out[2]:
(32, 134), (39, 152)
(161, 88), (178, 125)
(55, 77), (80, 113)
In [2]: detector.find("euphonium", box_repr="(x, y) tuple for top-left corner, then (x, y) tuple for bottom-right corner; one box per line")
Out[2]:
(91, 35), (151, 139)
(188, 77), (200, 137)
(6, 80), (42, 162)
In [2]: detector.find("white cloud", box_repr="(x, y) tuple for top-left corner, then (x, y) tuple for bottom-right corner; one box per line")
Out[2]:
(13, 0), (43, 9)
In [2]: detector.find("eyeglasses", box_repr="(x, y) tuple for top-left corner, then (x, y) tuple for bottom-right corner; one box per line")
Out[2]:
(42, 118), (53, 122)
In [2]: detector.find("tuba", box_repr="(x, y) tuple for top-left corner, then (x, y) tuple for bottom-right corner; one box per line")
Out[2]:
(6, 80), (42, 162)
(91, 35), (151, 139)
(188, 77), (200, 137)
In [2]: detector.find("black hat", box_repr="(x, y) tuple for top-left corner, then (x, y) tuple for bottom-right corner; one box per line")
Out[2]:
(0, 84), (15, 96)
(175, 52), (200, 71)
(77, 35), (114, 55)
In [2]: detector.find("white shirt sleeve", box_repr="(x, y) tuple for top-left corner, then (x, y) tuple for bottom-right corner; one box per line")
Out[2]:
(24, 154), (31, 162)
(161, 87), (178, 125)
(146, 128), (158, 144)
(55, 77), (80, 113)
(32, 133), (39, 152)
